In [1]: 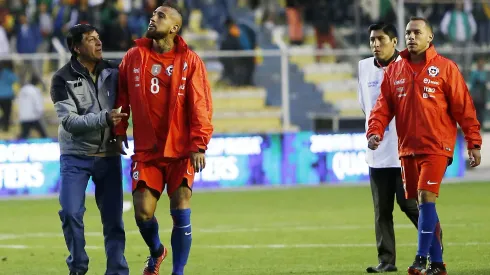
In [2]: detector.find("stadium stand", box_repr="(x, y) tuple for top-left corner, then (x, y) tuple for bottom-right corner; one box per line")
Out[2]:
(0, 0), (488, 141)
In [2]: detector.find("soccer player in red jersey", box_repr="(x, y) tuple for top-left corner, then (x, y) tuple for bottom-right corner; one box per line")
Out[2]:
(114, 2), (213, 275)
(367, 17), (481, 275)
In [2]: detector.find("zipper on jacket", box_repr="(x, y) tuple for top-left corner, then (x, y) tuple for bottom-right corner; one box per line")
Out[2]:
(412, 71), (417, 157)
(71, 64), (105, 153)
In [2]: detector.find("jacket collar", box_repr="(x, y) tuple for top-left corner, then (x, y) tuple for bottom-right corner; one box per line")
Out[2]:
(134, 35), (188, 53)
(374, 50), (399, 68)
(70, 56), (91, 78)
(69, 56), (113, 78)
(400, 43), (438, 62)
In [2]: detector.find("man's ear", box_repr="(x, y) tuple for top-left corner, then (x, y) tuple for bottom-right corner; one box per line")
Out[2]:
(428, 33), (434, 43)
(171, 25), (180, 34)
(393, 37), (398, 46)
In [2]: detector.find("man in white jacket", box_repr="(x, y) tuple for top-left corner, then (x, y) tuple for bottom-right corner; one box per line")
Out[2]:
(358, 22), (419, 273)
(17, 76), (47, 139)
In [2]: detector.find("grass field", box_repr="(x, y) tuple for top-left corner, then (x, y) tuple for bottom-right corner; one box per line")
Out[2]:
(0, 182), (489, 275)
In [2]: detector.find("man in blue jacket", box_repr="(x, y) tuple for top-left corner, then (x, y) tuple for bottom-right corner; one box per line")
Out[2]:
(50, 24), (129, 275)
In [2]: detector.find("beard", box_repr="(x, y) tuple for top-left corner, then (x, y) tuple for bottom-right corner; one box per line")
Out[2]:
(146, 29), (167, 40)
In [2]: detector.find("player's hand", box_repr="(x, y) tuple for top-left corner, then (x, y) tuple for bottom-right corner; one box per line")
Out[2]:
(108, 109), (128, 126)
(116, 135), (129, 155)
(368, 135), (381, 150)
(190, 152), (206, 173)
(468, 149), (481, 167)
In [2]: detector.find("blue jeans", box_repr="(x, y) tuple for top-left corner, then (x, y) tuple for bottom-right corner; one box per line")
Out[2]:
(59, 155), (129, 275)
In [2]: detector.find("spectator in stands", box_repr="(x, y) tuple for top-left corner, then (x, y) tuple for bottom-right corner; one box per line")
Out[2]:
(440, 1), (477, 43)
(35, 2), (54, 76)
(100, 0), (119, 34)
(469, 56), (488, 125)
(103, 12), (134, 51)
(219, 17), (256, 86)
(77, 0), (96, 25)
(15, 13), (43, 85)
(0, 61), (18, 132)
(15, 13), (42, 54)
(0, 23), (8, 55)
(440, 0), (477, 76)
(414, 0), (435, 21)
(36, 0), (53, 74)
(17, 76), (47, 139)
(0, 0), (8, 28)
(187, 0), (234, 34)
(306, 0), (336, 62)
(12, 0), (36, 19)
(285, 0), (304, 45)
(38, 2), (53, 43)
(128, 8), (148, 38)
(52, 0), (78, 48)
(254, 0), (281, 30)
(86, 0), (105, 29)
(474, 1), (490, 46)
(0, 0), (15, 37)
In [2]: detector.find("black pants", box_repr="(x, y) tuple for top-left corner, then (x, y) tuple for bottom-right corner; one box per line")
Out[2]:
(18, 120), (47, 139)
(369, 167), (419, 265)
(0, 99), (13, 132)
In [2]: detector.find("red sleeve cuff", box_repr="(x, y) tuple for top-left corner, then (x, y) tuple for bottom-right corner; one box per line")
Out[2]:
(467, 143), (481, 150)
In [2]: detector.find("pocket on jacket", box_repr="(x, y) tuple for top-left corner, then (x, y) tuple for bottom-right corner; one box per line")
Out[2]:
(67, 82), (93, 109)
(73, 89), (93, 107)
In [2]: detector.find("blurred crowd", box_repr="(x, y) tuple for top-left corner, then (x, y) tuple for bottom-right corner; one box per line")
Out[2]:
(0, 0), (488, 139)
(0, 0), (185, 55)
(283, 0), (490, 47)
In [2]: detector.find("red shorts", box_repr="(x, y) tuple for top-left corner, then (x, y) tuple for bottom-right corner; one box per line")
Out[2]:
(131, 158), (195, 197)
(401, 155), (450, 199)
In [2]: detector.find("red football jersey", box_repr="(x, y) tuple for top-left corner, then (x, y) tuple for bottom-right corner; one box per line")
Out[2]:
(145, 48), (176, 144)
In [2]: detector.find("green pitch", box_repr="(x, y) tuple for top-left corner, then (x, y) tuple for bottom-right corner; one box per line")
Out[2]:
(0, 182), (489, 275)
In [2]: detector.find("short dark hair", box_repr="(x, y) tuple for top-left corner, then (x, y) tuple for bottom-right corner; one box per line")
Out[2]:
(160, 0), (184, 34)
(368, 22), (398, 39)
(66, 24), (98, 57)
(160, 0), (183, 17)
(409, 16), (433, 33)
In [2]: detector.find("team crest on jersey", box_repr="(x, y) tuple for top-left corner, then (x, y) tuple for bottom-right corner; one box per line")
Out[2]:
(427, 66), (439, 77)
(166, 65), (174, 76)
(151, 64), (162, 76)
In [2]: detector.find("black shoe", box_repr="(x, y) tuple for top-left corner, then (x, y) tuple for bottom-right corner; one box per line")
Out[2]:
(366, 263), (398, 273)
(408, 255), (428, 274)
(427, 262), (447, 275)
(69, 272), (86, 275)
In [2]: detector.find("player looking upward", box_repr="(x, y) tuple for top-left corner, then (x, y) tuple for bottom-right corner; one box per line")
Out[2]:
(114, 2), (213, 275)
(367, 17), (482, 275)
